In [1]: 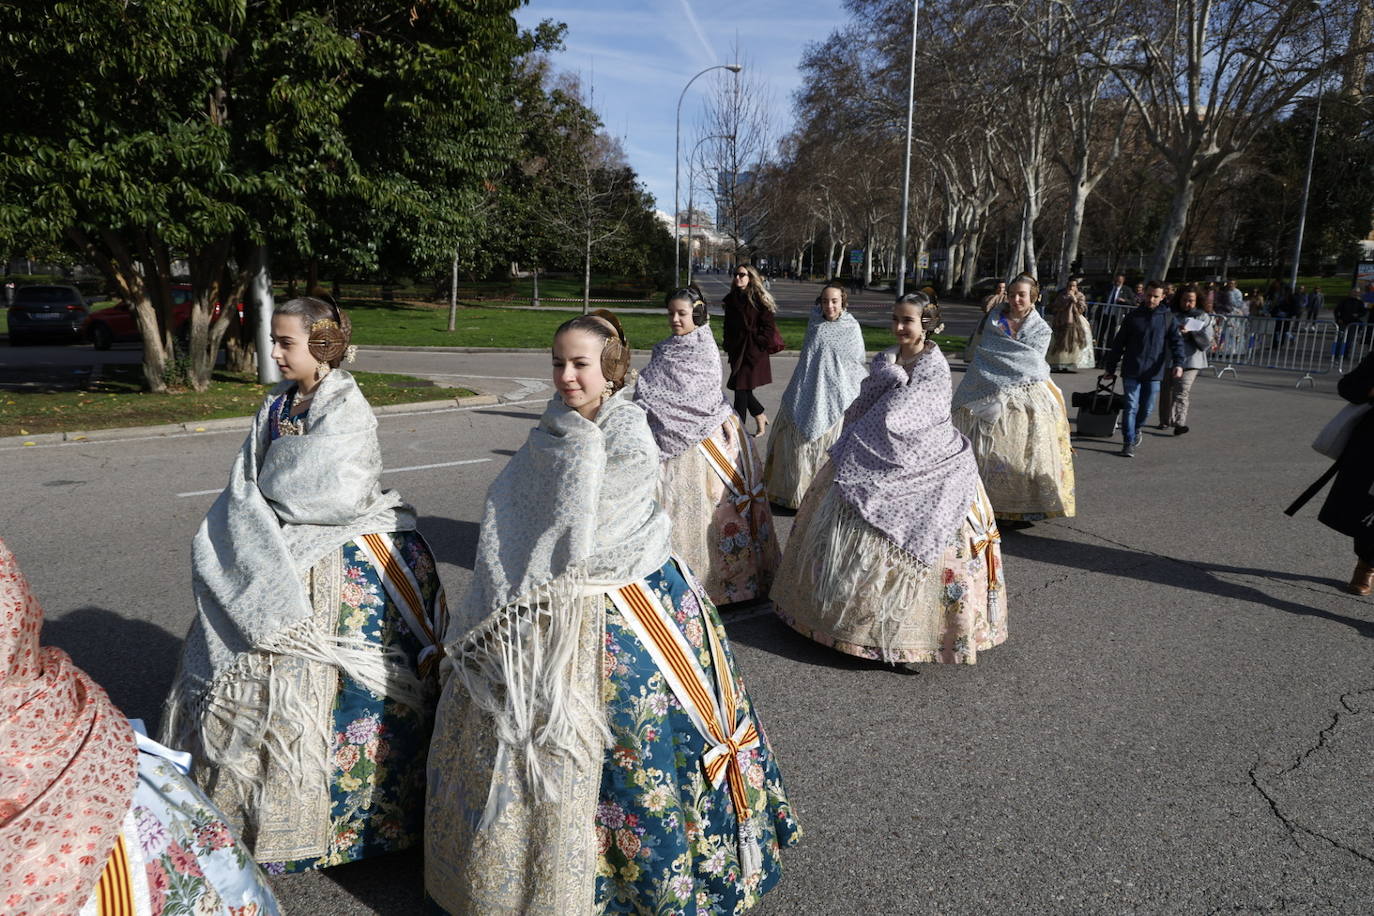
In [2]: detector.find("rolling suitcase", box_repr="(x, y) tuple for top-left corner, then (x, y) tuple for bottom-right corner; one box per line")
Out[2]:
(1071, 376), (1122, 438)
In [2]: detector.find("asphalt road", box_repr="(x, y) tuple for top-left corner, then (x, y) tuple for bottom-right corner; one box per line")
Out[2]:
(4, 344), (1373, 913)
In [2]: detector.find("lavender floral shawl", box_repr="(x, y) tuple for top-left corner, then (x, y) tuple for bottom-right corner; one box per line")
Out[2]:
(634, 324), (735, 460)
(828, 346), (979, 566)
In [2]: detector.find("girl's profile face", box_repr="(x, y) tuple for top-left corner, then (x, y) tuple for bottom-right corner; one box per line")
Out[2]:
(553, 329), (609, 419)
(269, 314), (317, 383)
(892, 302), (925, 349)
(667, 299), (695, 336)
(819, 287), (844, 321)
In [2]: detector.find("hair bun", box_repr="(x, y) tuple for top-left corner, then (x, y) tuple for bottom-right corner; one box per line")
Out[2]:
(308, 311), (352, 367)
(588, 309), (631, 390)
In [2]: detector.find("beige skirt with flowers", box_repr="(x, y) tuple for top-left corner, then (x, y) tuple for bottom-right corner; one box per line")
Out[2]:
(772, 463), (1007, 664)
(952, 379), (1076, 521)
(658, 415), (780, 605)
(762, 408), (843, 510)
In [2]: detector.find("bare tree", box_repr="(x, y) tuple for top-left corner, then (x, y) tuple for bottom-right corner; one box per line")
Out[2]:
(544, 130), (635, 313)
(699, 46), (775, 263)
(1073, 0), (1359, 281)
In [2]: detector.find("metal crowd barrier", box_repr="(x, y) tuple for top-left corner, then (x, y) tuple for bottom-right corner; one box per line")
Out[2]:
(1085, 300), (1355, 389)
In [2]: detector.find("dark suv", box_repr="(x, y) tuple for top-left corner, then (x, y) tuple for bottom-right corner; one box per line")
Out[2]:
(7, 285), (90, 345)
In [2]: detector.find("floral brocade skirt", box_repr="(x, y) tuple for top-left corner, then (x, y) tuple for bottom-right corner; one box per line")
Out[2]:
(772, 464), (1007, 665)
(762, 408), (843, 510)
(952, 380), (1076, 521)
(658, 417), (781, 606)
(81, 738), (281, 916)
(594, 559), (801, 912)
(263, 532), (443, 873)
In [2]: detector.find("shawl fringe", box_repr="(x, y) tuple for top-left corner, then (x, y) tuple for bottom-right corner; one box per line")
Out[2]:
(798, 489), (959, 660)
(162, 614), (426, 810)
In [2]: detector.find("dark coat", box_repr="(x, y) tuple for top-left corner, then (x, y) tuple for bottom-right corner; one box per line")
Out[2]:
(1318, 353), (1374, 540)
(1103, 304), (1186, 381)
(722, 289), (777, 390)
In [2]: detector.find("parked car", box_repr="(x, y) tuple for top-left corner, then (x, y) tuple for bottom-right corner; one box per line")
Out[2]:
(7, 285), (90, 345)
(82, 284), (242, 350)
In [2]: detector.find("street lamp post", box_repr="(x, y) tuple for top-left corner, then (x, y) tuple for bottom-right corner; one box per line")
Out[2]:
(1243, 3), (1330, 297)
(686, 133), (734, 288)
(894, 0), (920, 298)
(676, 64), (741, 287)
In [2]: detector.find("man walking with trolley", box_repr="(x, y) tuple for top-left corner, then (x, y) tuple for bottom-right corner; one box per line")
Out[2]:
(1101, 280), (1185, 458)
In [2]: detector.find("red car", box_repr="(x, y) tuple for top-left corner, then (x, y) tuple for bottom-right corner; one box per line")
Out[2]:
(83, 285), (243, 350)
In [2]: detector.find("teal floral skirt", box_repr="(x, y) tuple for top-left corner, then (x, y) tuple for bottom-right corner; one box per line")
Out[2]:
(594, 559), (801, 913)
(265, 532), (443, 873)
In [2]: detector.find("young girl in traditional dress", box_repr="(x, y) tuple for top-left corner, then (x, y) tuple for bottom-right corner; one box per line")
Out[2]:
(162, 297), (448, 873)
(425, 310), (799, 915)
(763, 282), (867, 510)
(1, 538), (281, 916)
(952, 275), (1076, 522)
(1046, 276), (1095, 371)
(634, 289), (779, 606)
(771, 294), (1007, 672)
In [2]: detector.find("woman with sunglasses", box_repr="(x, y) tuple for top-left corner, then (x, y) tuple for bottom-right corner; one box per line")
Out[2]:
(634, 288), (780, 605)
(763, 280), (867, 509)
(723, 263), (781, 438)
(162, 296), (449, 873)
(952, 274), (1076, 523)
(772, 292), (1007, 672)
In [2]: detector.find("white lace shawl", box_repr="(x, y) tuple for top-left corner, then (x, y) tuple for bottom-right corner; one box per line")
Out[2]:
(446, 388), (671, 809)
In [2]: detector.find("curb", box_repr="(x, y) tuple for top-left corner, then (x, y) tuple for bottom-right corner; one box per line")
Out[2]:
(1, 392), (498, 448)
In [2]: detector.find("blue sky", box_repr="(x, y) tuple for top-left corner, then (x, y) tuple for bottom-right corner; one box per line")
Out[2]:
(514, 0), (849, 213)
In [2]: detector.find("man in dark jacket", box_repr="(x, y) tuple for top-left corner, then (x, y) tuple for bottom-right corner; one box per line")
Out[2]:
(1335, 287), (1366, 358)
(1102, 280), (1186, 457)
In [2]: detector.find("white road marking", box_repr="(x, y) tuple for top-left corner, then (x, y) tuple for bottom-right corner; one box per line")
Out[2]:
(3, 397), (548, 453)
(176, 457), (495, 498)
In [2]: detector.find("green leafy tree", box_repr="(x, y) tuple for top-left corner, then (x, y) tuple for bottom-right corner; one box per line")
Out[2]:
(0, 0), (543, 391)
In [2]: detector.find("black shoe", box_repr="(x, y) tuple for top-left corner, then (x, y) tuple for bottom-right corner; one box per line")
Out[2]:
(1174, 425), (1189, 436)
(1156, 423), (1168, 430)
(1121, 442), (1135, 457)
(1133, 433), (1142, 447)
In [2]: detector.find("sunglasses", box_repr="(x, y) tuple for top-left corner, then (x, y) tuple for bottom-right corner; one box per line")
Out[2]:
(734, 272), (749, 278)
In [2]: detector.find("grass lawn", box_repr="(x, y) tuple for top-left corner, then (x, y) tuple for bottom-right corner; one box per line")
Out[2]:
(344, 298), (967, 353)
(1, 366), (470, 438)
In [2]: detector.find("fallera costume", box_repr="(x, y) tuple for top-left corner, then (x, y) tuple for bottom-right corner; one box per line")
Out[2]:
(772, 345), (1007, 665)
(161, 369), (448, 871)
(763, 305), (867, 509)
(1046, 287), (1095, 370)
(635, 324), (780, 605)
(952, 309), (1076, 521)
(425, 389), (800, 914)
(0, 538), (280, 916)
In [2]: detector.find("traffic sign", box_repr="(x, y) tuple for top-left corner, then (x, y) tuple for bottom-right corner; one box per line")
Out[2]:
(849, 249), (864, 265)
(918, 251), (930, 269)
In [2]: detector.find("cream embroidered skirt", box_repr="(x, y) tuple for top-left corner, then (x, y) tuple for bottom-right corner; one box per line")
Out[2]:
(1047, 316), (1095, 369)
(952, 380), (1076, 521)
(772, 464), (1007, 665)
(658, 415), (780, 605)
(762, 408), (843, 510)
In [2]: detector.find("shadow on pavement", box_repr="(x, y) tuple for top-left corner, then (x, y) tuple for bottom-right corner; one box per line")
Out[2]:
(299, 849), (425, 913)
(722, 607), (904, 673)
(418, 515), (480, 571)
(44, 606), (183, 726)
(1000, 532), (1374, 639)
(472, 409), (540, 422)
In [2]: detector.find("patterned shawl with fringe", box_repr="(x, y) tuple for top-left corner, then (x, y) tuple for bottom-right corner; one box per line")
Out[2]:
(0, 538), (138, 915)
(779, 307), (867, 442)
(634, 325), (734, 460)
(161, 369), (417, 814)
(951, 308), (1052, 414)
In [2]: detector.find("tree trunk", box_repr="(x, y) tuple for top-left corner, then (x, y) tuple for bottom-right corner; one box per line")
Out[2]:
(1058, 175), (1090, 285)
(583, 230), (592, 315)
(1147, 172), (1197, 282)
(447, 246), (459, 332)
